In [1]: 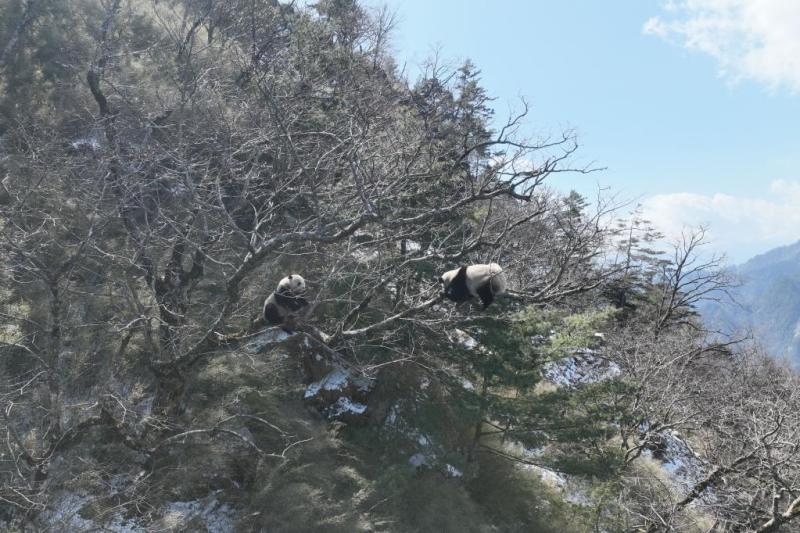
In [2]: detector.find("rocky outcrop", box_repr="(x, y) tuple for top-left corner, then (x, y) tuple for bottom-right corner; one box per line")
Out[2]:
(244, 328), (374, 423)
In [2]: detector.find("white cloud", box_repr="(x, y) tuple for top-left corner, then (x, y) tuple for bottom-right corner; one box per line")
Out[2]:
(642, 179), (800, 261)
(645, 0), (800, 91)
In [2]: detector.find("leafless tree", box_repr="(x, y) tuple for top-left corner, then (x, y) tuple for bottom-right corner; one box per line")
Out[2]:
(653, 227), (736, 335)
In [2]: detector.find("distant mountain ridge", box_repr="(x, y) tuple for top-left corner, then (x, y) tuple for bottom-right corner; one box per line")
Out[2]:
(700, 240), (800, 365)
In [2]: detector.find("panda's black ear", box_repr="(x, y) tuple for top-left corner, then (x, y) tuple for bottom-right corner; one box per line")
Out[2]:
(288, 274), (294, 279)
(453, 266), (468, 284)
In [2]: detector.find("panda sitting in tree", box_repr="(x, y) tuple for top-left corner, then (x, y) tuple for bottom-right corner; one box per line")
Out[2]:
(263, 274), (310, 333)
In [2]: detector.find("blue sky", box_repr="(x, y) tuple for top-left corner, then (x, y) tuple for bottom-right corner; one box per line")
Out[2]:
(365, 0), (800, 262)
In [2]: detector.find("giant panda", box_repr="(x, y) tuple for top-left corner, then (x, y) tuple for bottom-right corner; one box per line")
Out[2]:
(440, 263), (507, 309)
(263, 274), (309, 331)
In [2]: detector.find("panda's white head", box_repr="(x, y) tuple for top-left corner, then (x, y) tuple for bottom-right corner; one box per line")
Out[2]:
(276, 274), (306, 295)
(439, 268), (460, 290)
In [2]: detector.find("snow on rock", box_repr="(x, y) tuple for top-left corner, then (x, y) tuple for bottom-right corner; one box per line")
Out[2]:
(407, 447), (451, 476)
(449, 328), (478, 349)
(40, 491), (144, 532)
(304, 367), (373, 423)
(351, 248), (380, 264)
(70, 136), (101, 152)
(238, 328), (373, 423)
(39, 480), (239, 532)
(304, 368), (372, 400)
(39, 493), (96, 531)
(444, 464), (463, 478)
(243, 329), (291, 354)
(304, 368), (369, 399)
(543, 348), (620, 387)
(327, 397), (368, 418)
(409, 452), (432, 468)
(396, 239), (422, 253)
(651, 429), (707, 491)
(522, 463), (567, 489)
(160, 493), (237, 532)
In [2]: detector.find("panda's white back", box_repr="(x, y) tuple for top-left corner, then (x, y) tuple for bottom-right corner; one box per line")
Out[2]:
(467, 263), (506, 294)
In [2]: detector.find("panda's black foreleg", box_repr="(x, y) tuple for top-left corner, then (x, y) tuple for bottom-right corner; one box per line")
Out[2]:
(476, 284), (494, 309)
(263, 301), (284, 326)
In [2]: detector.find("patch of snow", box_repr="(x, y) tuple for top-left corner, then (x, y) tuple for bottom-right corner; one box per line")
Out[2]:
(244, 329), (291, 353)
(450, 329), (478, 349)
(163, 493), (237, 532)
(352, 249), (380, 264)
(397, 240), (422, 252)
(42, 485), (240, 531)
(305, 368), (373, 400)
(657, 430), (707, 490)
(304, 383), (321, 399)
(105, 514), (144, 532)
(41, 492), (143, 532)
(41, 493), (95, 531)
(461, 378), (475, 391)
(543, 350), (620, 387)
(321, 368), (350, 390)
(444, 464), (463, 478)
(327, 397), (367, 417)
(70, 137), (101, 151)
(523, 463), (567, 488)
(409, 453), (431, 468)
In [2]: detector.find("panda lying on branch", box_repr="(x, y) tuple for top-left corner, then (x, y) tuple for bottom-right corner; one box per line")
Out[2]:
(263, 274), (310, 332)
(440, 263), (507, 309)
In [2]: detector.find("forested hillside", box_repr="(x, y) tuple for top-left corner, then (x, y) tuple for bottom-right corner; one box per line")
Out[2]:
(701, 241), (800, 366)
(2, 1), (800, 531)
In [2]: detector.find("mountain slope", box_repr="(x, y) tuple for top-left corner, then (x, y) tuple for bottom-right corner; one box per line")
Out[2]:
(701, 240), (800, 364)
